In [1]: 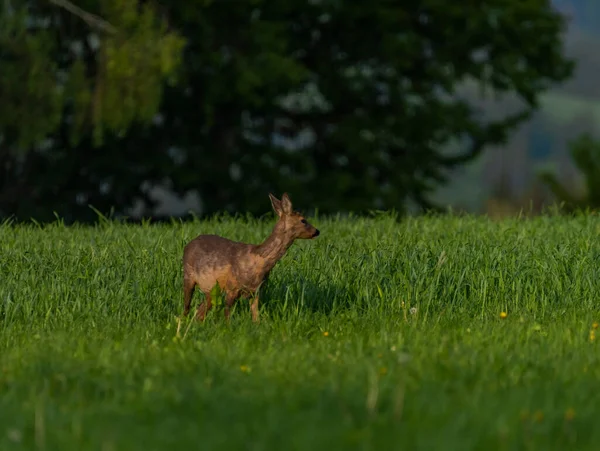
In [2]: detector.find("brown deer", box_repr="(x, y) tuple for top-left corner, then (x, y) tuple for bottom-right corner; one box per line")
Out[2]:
(182, 193), (320, 322)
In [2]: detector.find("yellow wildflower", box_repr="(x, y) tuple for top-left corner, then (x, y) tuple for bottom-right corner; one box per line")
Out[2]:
(565, 408), (575, 421)
(323, 331), (329, 337)
(500, 311), (508, 319)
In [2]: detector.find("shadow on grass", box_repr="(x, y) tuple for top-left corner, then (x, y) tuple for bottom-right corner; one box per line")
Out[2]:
(259, 276), (358, 317)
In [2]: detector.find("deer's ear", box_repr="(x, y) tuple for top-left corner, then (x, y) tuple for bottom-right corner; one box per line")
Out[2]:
(281, 193), (293, 214)
(269, 193), (283, 217)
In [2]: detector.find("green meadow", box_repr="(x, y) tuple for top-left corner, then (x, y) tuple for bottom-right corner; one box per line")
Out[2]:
(1, 213), (600, 450)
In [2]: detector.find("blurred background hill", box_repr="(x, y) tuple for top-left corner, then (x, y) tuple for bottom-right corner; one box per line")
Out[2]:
(432, 0), (600, 216)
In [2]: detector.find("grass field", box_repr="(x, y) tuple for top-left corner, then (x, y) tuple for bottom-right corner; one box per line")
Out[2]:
(1, 212), (600, 450)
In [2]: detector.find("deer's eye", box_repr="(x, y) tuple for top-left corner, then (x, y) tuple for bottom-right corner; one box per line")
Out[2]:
(301, 219), (307, 225)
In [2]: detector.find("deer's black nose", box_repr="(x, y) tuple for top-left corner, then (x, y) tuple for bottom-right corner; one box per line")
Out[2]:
(313, 229), (320, 237)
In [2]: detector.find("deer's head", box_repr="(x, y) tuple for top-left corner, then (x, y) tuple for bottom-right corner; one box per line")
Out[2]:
(269, 193), (320, 240)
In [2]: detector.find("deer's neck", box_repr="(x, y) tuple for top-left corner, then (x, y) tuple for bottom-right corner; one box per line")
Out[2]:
(255, 223), (293, 272)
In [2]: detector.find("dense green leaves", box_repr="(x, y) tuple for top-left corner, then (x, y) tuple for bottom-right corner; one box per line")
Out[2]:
(0, 0), (184, 150)
(0, 6), (62, 149)
(91, 1), (184, 144)
(0, 0), (574, 222)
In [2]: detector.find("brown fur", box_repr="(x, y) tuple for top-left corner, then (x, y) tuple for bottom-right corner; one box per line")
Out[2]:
(182, 193), (320, 322)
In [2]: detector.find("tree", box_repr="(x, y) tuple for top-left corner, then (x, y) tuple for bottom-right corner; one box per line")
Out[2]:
(1, 0), (574, 222)
(0, 0), (184, 220)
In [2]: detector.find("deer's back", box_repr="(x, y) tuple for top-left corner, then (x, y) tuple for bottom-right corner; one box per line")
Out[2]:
(184, 234), (251, 266)
(183, 234), (258, 292)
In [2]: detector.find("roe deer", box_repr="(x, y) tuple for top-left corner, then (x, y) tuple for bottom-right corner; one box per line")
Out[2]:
(182, 193), (320, 322)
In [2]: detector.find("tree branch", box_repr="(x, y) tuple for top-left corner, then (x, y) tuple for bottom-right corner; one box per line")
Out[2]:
(48, 0), (117, 34)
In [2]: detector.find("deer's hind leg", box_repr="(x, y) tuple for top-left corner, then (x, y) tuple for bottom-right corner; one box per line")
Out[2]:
(183, 276), (196, 316)
(196, 291), (213, 321)
(250, 294), (260, 323)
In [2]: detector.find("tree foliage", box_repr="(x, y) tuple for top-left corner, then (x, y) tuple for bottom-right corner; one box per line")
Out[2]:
(0, 0), (574, 222)
(0, 0), (184, 150)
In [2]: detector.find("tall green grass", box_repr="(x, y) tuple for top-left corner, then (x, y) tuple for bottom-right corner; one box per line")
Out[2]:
(1, 213), (600, 450)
